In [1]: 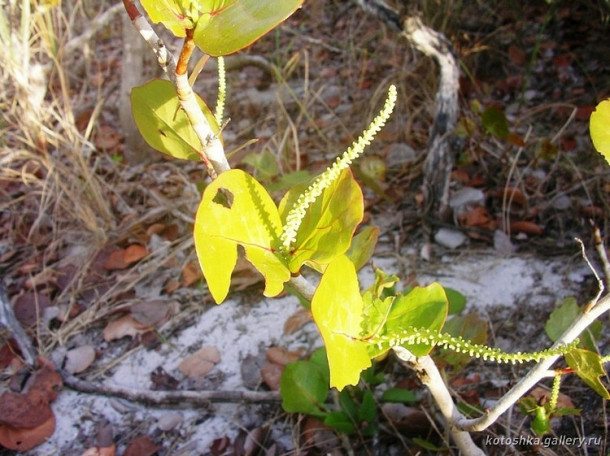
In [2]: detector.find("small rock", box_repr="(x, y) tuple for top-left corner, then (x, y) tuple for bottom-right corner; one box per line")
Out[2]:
(449, 187), (485, 214)
(384, 143), (417, 168)
(493, 230), (516, 255)
(552, 194), (572, 210)
(157, 412), (183, 432)
(435, 228), (467, 249)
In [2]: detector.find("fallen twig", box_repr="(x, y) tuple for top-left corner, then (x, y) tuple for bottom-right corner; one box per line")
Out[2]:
(61, 371), (282, 408)
(0, 285), (37, 366)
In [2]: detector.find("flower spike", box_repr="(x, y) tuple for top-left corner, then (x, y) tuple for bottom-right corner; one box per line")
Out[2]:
(280, 84), (397, 252)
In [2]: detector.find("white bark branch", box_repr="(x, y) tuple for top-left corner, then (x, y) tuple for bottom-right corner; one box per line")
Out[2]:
(393, 348), (485, 456)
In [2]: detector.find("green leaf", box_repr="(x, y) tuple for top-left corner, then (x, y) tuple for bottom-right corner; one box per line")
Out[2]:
(193, 0), (304, 56)
(346, 226), (380, 272)
(367, 283), (448, 358)
(439, 313), (487, 368)
(412, 438), (447, 451)
(481, 105), (509, 139)
(565, 349), (610, 399)
(324, 411), (356, 434)
(338, 388), (358, 421)
(545, 297), (578, 342)
(311, 255), (372, 390)
(280, 360), (329, 417)
(194, 169), (290, 303)
(309, 347), (331, 387)
(545, 297), (601, 351)
(266, 170), (312, 193)
(358, 390), (377, 423)
(531, 405), (551, 436)
(380, 388), (417, 403)
(590, 99), (610, 165)
(365, 268), (399, 299)
(131, 79), (219, 161)
(242, 150), (279, 180)
(279, 168), (364, 274)
(444, 287), (467, 314)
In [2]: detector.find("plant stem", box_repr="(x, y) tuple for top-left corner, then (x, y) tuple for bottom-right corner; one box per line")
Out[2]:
(122, 0), (230, 177)
(392, 348), (485, 456)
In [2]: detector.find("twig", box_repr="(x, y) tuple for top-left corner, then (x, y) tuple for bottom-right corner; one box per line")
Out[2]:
(0, 286), (37, 366)
(593, 226), (610, 286)
(61, 372), (281, 408)
(64, 3), (124, 55)
(576, 237), (604, 311)
(456, 291), (610, 432)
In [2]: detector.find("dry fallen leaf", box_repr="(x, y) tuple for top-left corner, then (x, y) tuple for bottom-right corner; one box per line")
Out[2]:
(509, 220), (543, 235)
(103, 249), (128, 271)
(528, 386), (575, 409)
(0, 413), (56, 451)
(13, 292), (52, 327)
(103, 315), (146, 342)
(283, 308), (312, 335)
(124, 244), (148, 264)
(129, 300), (170, 327)
(178, 346), (221, 379)
(81, 445), (116, 456)
(0, 392), (52, 429)
(64, 346), (96, 374)
(260, 363), (283, 391)
(123, 435), (160, 456)
(181, 262), (202, 287)
(265, 347), (301, 366)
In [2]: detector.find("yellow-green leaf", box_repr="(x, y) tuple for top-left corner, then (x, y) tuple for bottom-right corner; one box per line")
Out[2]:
(366, 283), (448, 358)
(139, 0), (195, 37)
(194, 169), (290, 303)
(565, 349), (610, 399)
(311, 255), (371, 390)
(346, 226), (380, 271)
(279, 168), (364, 274)
(131, 79), (220, 161)
(590, 99), (610, 165)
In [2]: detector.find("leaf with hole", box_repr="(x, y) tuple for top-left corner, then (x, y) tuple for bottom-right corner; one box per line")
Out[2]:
(131, 79), (220, 161)
(194, 169), (290, 303)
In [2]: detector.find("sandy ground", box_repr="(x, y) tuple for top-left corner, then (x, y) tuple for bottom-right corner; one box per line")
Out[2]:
(28, 245), (594, 455)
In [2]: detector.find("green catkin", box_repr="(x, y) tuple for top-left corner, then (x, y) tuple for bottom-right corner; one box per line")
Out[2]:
(214, 56), (226, 126)
(280, 85), (397, 252)
(372, 327), (579, 365)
